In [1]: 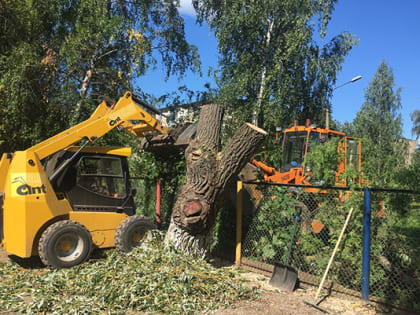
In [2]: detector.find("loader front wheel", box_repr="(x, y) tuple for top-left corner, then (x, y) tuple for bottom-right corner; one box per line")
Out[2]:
(38, 220), (93, 269)
(115, 215), (156, 252)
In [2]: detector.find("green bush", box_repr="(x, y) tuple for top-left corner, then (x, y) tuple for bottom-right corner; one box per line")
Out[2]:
(245, 187), (298, 262)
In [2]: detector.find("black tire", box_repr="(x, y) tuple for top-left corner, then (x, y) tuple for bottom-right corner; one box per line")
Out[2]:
(38, 220), (93, 269)
(115, 215), (156, 252)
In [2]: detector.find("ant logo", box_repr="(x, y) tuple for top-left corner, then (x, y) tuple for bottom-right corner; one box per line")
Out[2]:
(109, 116), (121, 126)
(12, 176), (46, 196)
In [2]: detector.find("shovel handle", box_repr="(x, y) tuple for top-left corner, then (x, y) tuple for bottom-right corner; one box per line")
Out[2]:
(285, 213), (299, 265)
(313, 207), (354, 303)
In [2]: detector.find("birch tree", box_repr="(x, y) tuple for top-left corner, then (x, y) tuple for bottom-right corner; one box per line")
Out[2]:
(193, 0), (357, 131)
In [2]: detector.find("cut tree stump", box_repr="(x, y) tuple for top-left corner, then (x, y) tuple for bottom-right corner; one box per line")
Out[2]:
(165, 104), (267, 257)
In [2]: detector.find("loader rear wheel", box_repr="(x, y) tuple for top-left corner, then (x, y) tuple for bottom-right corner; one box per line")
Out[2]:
(115, 215), (156, 252)
(38, 220), (93, 269)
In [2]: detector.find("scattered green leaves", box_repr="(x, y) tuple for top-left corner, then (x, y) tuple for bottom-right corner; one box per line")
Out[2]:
(0, 233), (259, 314)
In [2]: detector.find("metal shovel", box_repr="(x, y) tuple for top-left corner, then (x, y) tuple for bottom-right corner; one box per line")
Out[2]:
(269, 207), (300, 291)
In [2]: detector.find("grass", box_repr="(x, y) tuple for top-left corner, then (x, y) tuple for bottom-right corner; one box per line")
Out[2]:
(0, 232), (260, 314)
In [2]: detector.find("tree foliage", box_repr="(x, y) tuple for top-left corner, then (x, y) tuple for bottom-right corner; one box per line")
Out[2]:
(411, 109), (420, 139)
(351, 61), (405, 187)
(395, 149), (420, 191)
(193, 0), (357, 133)
(304, 137), (340, 186)
(0, 0), (200, 152)
(0, 1), (67, 151)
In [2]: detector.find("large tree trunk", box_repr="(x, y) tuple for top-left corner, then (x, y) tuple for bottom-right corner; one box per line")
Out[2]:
(165, 104), (267, 257)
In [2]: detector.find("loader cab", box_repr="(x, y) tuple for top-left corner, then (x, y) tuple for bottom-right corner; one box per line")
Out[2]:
(279, 123), (361, 185)
(44, 147), (135, 216)
(279, 121), (347, 170)
(280, 127), (326, 172)
(281, 129), (338, 170)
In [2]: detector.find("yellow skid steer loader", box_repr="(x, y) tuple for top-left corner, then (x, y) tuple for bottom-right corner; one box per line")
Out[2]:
(0, 92), (169, 268)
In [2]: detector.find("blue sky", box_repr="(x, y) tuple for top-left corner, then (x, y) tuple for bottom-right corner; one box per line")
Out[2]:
(137, 0), (420, 140)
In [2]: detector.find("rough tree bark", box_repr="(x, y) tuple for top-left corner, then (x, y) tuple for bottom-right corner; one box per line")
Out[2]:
(165, 104), (267, 257)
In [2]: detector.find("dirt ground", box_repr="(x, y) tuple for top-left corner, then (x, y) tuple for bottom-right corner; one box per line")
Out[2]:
(215, 271), (384, 315)
(0, 249), (414, 315)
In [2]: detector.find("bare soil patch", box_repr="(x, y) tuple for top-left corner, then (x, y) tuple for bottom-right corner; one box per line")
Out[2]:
(215, 271), (414, 315)
(214, 272), (367, 315)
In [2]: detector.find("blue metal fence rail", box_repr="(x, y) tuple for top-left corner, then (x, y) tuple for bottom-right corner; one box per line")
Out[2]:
(362, 188), (371, 300)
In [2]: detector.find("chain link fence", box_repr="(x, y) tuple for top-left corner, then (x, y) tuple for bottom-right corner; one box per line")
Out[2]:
(129, 178), (180, 229)
(239, 183), (420, 311)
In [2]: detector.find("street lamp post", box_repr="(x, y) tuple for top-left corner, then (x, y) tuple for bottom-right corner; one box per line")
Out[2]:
(326, 75), (362, 129)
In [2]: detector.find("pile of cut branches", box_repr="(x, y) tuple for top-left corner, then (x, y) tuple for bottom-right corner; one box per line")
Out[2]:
(0, 232), (259, 314)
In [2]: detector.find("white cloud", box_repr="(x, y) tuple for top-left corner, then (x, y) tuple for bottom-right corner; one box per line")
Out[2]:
(178, 0), (196, 16)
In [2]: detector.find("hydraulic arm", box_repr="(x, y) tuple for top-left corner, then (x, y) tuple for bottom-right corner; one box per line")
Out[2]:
(25, 91), (167, 161)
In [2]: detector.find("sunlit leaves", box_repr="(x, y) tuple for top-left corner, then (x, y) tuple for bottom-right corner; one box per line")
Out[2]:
(193, 0), (357, 133)
(0, 0), (200, 151)
(352, 61), (405, 187)
(0, 233), (259, 314)
(304, 137), (340, 186)
(250, 187), (298, 262)
(410, 109), (420, 139)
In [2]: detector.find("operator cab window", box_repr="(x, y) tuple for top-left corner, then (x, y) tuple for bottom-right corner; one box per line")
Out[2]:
(307, 132), (320, 152)
(346, 138), (360, 169)
(77, 156), (127, 198)
(281, 131), (308, 172)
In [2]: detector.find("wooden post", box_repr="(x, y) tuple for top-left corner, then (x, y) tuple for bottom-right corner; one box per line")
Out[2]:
(235, 181), (243, 266)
